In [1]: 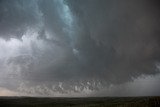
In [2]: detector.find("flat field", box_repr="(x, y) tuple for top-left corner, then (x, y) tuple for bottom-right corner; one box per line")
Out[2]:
(0, 96), (160, 107)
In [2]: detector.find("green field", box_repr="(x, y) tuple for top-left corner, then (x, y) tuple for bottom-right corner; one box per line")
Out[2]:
(0, 97), (160, 107)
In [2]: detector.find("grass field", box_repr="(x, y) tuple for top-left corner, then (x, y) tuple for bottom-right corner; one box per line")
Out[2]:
(0, 96), (160, 107)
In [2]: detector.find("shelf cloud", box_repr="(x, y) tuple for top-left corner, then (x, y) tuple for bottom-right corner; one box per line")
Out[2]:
(0, 0), (160, 96)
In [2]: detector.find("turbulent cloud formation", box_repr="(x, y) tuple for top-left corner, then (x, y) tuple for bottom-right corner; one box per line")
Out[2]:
(0, 0), (160, 96)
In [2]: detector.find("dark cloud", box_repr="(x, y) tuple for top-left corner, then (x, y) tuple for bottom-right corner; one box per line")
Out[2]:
(0, 0), (41, 39)
(0, 0), (160, 96)
(65, 0), (160, 83)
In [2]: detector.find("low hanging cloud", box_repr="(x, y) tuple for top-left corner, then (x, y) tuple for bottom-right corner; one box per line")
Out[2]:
(0, 0), (160, 96)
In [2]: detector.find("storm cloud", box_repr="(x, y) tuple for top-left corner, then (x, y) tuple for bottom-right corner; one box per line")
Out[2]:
(0, 0), (160, 96)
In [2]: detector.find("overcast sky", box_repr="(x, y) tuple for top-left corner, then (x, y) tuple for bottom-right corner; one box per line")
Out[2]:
(0, 0), (160, 97)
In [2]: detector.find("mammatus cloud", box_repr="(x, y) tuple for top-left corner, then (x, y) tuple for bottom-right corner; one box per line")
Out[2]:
(0, 0), (160, 96)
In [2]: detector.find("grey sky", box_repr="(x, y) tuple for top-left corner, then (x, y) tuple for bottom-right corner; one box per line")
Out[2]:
(0, 0), (160, 96)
